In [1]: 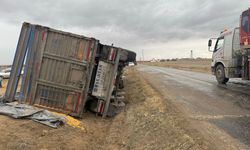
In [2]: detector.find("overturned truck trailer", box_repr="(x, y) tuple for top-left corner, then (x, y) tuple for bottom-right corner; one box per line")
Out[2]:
(88, 44), (136, 116)
(3, 22), (136, 118)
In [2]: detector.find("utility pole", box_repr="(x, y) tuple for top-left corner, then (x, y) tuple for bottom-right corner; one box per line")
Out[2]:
(142, 49), (144, 62)
(190, 50), (193, 59)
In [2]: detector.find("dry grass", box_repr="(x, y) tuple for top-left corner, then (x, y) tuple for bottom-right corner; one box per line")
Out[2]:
(142, 59), (211, 73)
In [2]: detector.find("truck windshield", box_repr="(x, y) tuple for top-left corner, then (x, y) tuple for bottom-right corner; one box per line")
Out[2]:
(214, 37), (224, 52)
(242, 11), (249, 33)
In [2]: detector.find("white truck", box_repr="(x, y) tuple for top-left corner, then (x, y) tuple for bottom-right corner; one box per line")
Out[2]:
(208, 8), (250, 84)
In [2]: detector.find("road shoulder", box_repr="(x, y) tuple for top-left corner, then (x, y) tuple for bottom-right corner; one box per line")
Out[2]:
(107, 67), (213, 149)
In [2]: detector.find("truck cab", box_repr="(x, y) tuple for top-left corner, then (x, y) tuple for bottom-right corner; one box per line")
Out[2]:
(208, 28), (241, 84)
(208, 8), (250, 84)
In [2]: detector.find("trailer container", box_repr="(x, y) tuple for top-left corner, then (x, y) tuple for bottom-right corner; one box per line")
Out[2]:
(3, 22), (136, 118)
(5, 22), (98, 117)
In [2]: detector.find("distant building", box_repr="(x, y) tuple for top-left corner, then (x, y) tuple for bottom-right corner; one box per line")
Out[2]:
(150, 58), (160, 62)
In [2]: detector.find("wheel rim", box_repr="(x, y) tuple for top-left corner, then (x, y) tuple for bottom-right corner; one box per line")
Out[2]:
(217, 69), (223, 79)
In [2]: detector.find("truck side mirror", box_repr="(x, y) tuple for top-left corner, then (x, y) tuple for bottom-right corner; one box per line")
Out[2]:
(208, 39), (212, 47)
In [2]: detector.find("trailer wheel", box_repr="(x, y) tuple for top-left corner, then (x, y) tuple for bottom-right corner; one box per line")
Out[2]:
(215, 64), (229, 84)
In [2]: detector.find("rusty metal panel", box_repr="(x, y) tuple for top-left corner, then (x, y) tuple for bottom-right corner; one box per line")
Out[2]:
(6, 22), (98, 117)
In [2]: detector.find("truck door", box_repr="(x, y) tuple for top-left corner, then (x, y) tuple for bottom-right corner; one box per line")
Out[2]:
(212, 37), (224, 64)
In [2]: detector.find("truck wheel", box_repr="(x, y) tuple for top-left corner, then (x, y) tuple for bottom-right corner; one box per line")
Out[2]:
(215, 64), (229, 84)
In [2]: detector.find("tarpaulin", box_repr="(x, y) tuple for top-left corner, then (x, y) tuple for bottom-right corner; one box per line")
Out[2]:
(0, 102), (65, 128)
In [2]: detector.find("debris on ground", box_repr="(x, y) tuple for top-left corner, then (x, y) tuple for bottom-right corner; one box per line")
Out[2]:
(0, 102), (65, 128)
(52, 112), (85, 131)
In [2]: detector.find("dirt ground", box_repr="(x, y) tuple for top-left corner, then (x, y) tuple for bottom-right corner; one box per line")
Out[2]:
(142, 59), (211, 73)
(0, 67), (214, 150)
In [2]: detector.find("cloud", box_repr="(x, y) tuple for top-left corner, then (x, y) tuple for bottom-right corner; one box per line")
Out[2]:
(0, 0), (248, 63)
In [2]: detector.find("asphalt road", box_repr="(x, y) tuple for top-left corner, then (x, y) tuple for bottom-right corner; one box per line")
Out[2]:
(137, 65), (250, 150)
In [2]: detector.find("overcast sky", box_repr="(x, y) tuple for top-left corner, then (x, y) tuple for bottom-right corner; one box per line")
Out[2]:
(0, 0), (248, 64)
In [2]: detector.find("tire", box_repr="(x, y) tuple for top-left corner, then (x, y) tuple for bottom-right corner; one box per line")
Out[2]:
(215, 64), (229, 84)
